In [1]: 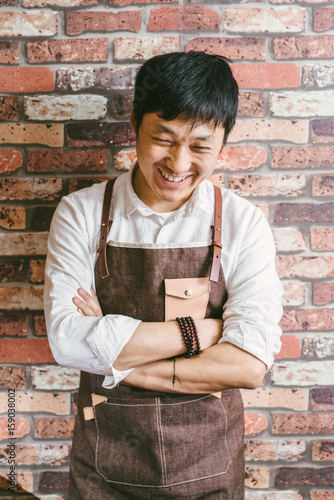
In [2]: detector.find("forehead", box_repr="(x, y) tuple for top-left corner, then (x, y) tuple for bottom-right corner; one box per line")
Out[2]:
(143, 113), (224, 139)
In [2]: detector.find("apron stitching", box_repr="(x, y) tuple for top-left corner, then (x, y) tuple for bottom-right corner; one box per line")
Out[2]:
(102, 394), (212, 407)
(157, 397), (168, 485)
(155, 397), (167, 486)
(217, 398), (232, 473)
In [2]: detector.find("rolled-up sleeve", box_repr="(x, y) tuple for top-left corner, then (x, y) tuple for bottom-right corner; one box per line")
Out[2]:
(44, 194), (141, 388)
(219, 209), (283, 370)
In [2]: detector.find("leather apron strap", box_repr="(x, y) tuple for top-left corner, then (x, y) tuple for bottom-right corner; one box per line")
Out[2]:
(98, 179), (223, 281)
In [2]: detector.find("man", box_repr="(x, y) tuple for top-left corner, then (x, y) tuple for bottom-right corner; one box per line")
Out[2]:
(44, 51), (283, 499)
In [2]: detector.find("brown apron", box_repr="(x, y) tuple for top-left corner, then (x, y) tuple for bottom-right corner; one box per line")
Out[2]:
(69, 181), (245, 499)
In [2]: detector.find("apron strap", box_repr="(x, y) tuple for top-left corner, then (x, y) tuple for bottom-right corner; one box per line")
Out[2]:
(98, 179), (222, 281)
(210, 185), (223, 283)
(99, 178), (116, 279)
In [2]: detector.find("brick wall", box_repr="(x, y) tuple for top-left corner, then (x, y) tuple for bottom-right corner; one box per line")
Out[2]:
(0, 0), (333, 498)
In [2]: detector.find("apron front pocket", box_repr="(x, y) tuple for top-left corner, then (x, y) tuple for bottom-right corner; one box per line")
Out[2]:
(164, 277), (210, 321)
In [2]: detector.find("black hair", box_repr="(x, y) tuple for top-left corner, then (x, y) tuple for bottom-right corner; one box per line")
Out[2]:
(132, 51), (239, 145)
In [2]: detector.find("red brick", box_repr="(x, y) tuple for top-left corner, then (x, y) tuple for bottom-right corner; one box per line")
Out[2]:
(0, 150), (23, 174)
(28, 149), (106, 174)
(274, 35), (334, 59)
(274, 203), (334, 224)
(68, 177), (111, 193)
(245, 467), (269, 489)
(34, 314), (46, 336)
(280, 309), (334, 331)
(313, 174), (334, 196)
(0, 11), (57, 37)
(272, 228), (307, 252)
(314, 282), (334, 305)
(312, 118), (334, 143)
(27, 38), (108, 63)
(0, 366), (27, 389)
(29, 260), (45, 284)
(0, 124), (63, 147)
(35, 417), (75, 439)
(232, 63), (301, 89)
(66, 11), (141, 35)
(275, 467), (334, 487)
(24, 94), (107, 121)
(244, 413), (268, 436)
(0, 286), (44, 310)
(30, 206), (56, 231)
(245, 439), (307, 462)
(304, 63), (334, 88)
(39, 471), (69, 493)
(275, 335), (301, 359)
(311, 493), (334, 500)
(229, 119), (308, 143)
(0, 472), (33, 493)
(217, 146), (266, 171)
(314, 8), (334, 31)
(0, 0), (15, 5)
(282, 280), (305, 307)
(312, 441), (334, 461)
(148, 6), (222, 31)
(111, 0), (172, 4)
(0, 260), (25, 281)
(241, 388), (308, 411)
(0, 232), (48, 256)
(304, 335), (334, 359)
(238, 92), (264, 117)
(0, 314), (28, 336)
(186, 37), (266, 60)
(0, 41), (19, 64)
(0, 97), (19, 121)
(312, 388), (334, 412)
(273, 413), (334, 434)
(115, 150), (136, 171)
(0, 207), (25, 229)
(229, 174), (306, 197)
(0, 391), (70, 414)
(272, 146), (334, 169)
(66, 122), (135, 147)
(0, 443), (70, 466)
(310, 228), (334, 252)
(114, 36), (178, 61)
(112, 94), (133, 118)
(0, 417), (30, 441)
(225, 7), (305, 33)
(276, 256), (334, 279)
(24, 0), (98, 5)
(58, 66), (138, 91)
(1, 339), (54, 363)
(32, 366), (79, 390)
(0, 68), (54, 93)
(0, 178), (63, 201)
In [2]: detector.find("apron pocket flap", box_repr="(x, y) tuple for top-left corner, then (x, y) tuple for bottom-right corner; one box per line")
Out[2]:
(164, 277), (210, 321)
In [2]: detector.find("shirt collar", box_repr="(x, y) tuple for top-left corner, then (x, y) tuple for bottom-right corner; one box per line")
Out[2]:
(124, 164), (212, 220)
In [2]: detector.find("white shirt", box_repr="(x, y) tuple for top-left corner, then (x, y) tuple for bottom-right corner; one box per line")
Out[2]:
(44, 169), (283, 389)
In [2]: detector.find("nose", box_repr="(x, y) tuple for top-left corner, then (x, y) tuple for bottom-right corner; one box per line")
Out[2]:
(166, 145), (192, 173)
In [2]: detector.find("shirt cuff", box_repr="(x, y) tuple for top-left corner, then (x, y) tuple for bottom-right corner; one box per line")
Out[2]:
(102, 367), (134, 389)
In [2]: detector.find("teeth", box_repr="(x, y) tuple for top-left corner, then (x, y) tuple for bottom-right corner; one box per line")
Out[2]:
(159, 169), (186, 183)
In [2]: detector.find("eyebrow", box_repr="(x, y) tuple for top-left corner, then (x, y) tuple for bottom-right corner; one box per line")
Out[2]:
(153, 124), (214, 142)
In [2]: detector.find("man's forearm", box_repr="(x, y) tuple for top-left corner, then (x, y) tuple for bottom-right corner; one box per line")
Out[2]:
(121, 342), (267, 393)
(113, 318), (223, 370)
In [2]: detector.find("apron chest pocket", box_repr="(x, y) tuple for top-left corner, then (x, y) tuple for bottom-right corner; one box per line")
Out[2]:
(164, 277), (210, 321)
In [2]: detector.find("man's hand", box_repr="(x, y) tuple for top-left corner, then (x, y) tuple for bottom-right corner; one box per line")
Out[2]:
(72, 288), (103, 317)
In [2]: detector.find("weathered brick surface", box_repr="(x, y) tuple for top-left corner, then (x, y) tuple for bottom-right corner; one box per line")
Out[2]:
(225, 7), (305, 33)
(274, 203), (334, 224)
(0, 471), (33, 493)
(280, 308), (334, 332)
(24, 95), (107, 121)
(0, 178), (63, 201)
(1, 339), (54, 363)
(272, 146), (334, 168)
(276, 334), (302, 359)
(0, 444), (70, 466)
(0, 42), (19, 64)
(228, 119), (308, 143)
(66, 11), (141, 35)
(277, 257), (334, 279)
(112, 94), (134, 118)
(314, 8), (334, 31)
(271, 361), (334, 385)
(282, 280), (305, 307)
(57, 66), (138, 91)
(23, 0), (98, 5)
(310, 228), (334, 252)
(245, 467), (269, 489)
(312, 441), (334, 461)
(28, 149), (106, 173)
(66, 122), (136, 146)
(272, 228), (306, 252)
(310, 493), (334, 500)
(0, 207), (25, 230)
(0, 68), (55, 93)
(186, 37), (266, 60)
(115, 36), (178, 60)
(111, 0), (172, 4)
(148, 6), (222, 31)
(233, 63), (301, 89)
(313, 174), (334, 196)
(68, 177), (110, 193)
(0, 286), (43, 310)
(238, 93), (264, 117)
(270, 91), (334, 117)
(0, 11), (57, 37)
(35, 418), (75, 439)
(0, 260), (25, 281)
(275, 467), (334, 487)
(304, 64), (334, 87)
(246, 493), (303, 500)
(34, 314), (46, 336)
(274, 35), (334, 59)
(0, 124), (62, 147)
(29, 260), (45, 283)
(304, 335), (334, 359)
(245, 440), (307, 462)
(217, 146), (266, 171)
(0, 97), (19, 121)
(114, 149), (137, 170)
(27, 39), (108, 63)
(312, 388), (334, 411)
(0, 314), (28, 336)
(241, 388), (308, 411)
(313, 282), (334, 305)
(0, 418), (30, 441)
(229, 174), (306, 197)
(244, 413), (268, 436)
(0, 233), (48, 256)
(31, 366), (80, 390)
(273, 413), (334, 434)
(0, 366), (27, 389)
(0, 392), (69, 414)
(311, 118), (334, 143)
(30, 206), (56, 231)
(39, 471), (69, 492)
(0, 150), (23, 174)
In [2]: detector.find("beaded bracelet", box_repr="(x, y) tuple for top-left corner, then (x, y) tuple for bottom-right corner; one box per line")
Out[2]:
(176, 316), (202, 358)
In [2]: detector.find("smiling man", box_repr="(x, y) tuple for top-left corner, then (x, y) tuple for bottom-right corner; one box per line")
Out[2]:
(44, 52), (283, 499)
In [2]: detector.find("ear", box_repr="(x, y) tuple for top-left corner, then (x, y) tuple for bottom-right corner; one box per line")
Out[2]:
(130, 111), (137, 134)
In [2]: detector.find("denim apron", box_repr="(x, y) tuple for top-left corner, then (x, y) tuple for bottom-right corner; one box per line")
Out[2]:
(69, 180), (245, 499)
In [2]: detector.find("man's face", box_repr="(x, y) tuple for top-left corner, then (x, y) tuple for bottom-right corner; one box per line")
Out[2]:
(132, 113), (225, 212)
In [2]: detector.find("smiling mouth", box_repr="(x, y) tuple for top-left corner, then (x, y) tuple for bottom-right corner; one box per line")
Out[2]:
(158, 168), (188, 183)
